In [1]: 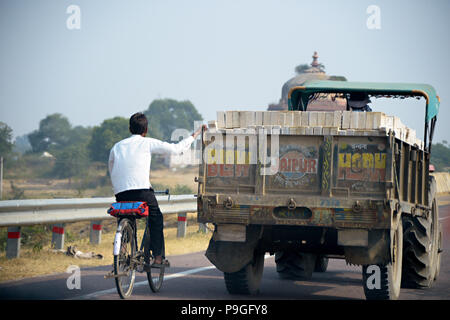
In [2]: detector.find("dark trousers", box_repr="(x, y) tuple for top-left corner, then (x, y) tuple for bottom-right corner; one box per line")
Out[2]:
(115, 188), (165, 258)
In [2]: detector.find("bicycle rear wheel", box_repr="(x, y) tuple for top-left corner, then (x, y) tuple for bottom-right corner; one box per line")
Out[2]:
(114, 218), (136, 299)
(147, 248), (165, 292)
(144, 231), (165, 293)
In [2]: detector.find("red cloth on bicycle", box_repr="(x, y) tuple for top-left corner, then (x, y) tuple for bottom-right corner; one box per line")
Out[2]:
(107, 201), (149, 218)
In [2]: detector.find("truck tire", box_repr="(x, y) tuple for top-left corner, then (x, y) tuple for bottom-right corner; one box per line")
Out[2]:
(314, 255), (329, 273)
(401, 176), (441, 288)
(362, 218), (403, 300)
(275, 251), (316, 280)
(434, 223), (442, 281)
(224, 251), (264, 295)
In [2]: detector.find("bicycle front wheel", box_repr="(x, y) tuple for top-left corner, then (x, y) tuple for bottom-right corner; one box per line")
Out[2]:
(114, 218), (136, 299)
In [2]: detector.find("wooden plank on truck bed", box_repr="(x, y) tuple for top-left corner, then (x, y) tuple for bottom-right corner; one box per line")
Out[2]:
(333, 111), (342, 128)
(255, 111), (263, 126)
(232, 111), (240, 128)
(313, 127), (322, 135)
(350, 112), (367, 129)
(225, 111), (233, 129)
(247, 111), (256, 127)
(217, 111), (225, 128)
(342, 111), (351, 129)
(274, 112), (283, 126)
(208, 120), (217, 129)
(317, 112), (326, 126)
(239, 111), (247, 128)
(293, 112), (302, 127)
(309, 112), (318, 127)
(301, 112), (309, 126)
(263, 111), (271, 126)
(323, 112), (335, 127)
(286, 112), (295, 127)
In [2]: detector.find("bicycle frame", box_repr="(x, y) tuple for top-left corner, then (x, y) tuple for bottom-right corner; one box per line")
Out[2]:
(113, 217), (147, 258)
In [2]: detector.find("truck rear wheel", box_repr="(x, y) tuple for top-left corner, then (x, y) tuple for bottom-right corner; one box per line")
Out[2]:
(314, 255), (329, 273)
(401, 177), (441, 288)
(362, 218), (403, 300)
(275, 251), (316, 280)
(223, 251), (264, 295)
(434, 223), (442, 281)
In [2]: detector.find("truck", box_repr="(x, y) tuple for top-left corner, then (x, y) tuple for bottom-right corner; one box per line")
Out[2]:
(196, 80), (442, 300)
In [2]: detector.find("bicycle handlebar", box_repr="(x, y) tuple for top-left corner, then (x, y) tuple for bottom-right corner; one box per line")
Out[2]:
(153, 188), (169, 195)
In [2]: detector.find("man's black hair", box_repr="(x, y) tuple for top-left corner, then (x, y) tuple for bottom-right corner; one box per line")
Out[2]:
(129, 112), (148, 135)
(349, 92), (369, 101)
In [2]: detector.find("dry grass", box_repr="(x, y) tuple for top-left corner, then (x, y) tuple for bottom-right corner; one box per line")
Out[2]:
(3, 167), (198, 199)
(0, 219), (212, 283)
(150, 167), (198, 191)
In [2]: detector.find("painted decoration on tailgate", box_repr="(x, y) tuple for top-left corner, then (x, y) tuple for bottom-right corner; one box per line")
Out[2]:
(273, 145), (319, 188)
(337, 142), (387, 192)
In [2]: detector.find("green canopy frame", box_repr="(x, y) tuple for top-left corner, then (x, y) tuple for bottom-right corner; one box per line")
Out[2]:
(288, 80), (440, 152)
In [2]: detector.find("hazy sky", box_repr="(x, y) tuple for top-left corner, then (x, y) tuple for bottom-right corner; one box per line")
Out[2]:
(1, 0), (449, 143)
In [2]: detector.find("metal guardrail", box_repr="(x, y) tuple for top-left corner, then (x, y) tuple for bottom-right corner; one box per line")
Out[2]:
(0, 194), (197, 227)
(0, 194), (201, 259)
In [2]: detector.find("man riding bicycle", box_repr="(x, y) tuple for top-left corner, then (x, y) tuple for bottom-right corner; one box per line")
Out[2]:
(108, 112), (205, 269)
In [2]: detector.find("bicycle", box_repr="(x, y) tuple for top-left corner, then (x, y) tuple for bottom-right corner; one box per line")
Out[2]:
(104, 189), (170, 299)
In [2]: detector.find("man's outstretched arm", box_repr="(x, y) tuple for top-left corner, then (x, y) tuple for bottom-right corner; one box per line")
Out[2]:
(149, 125), (207, 155)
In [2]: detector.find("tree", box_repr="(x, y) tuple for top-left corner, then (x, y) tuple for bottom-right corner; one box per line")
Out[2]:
(144, 99), (203, 141)
(87, 117), (129, 164)
(431, 141), (450, 172)
(68, 125), (93, 147)
(52, 145), (89, 185)
(12, 135), (32, 154)
(28, 113), (72, 153)
(0, 122), (13, 157)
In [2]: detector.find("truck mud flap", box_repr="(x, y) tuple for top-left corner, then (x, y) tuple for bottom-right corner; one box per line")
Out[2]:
(344, 229), (390, 266)
(205, 225), (262, 273)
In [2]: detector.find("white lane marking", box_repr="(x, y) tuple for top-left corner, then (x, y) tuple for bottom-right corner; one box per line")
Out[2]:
(73, 265), (216, 300)
(72, 254), (273, 300)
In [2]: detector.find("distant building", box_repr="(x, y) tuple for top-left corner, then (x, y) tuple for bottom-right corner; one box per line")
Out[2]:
(40, 151), (55, 159)
(268, 51), (347, 111)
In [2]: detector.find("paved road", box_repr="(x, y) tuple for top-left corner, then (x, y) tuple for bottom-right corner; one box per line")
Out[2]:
(1, 201), (449, 300)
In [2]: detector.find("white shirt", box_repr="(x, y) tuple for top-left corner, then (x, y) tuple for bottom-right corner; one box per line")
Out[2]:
(108, 134), (195, 195)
